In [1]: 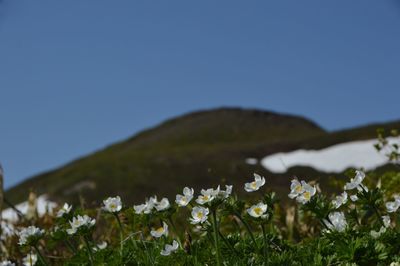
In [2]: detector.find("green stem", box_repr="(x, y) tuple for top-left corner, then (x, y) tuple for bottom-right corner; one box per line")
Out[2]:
(360, 185), (384, 227)
(168, 216), (182, 247)
(83, 236), (94, 266)
(33, 245), (48, 266)
(234, 211), (258, 249)
(261, 224), (268, 264)
(65, 239), (77, 255)
(115, 213), (124, 259)
(218, 230), (239, 256)
(212, 209), (222, 266)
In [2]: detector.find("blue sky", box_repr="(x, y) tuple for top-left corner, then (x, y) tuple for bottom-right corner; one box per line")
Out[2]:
(0, 0), (399, 188)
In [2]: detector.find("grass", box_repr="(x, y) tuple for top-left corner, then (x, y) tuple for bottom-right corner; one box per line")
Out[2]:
(2, 168), (400, 265)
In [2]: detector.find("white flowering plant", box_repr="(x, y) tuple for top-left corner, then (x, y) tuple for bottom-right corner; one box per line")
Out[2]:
(2, 166), (400, 265)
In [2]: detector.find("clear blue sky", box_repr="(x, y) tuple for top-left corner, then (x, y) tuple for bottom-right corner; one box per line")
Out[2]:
(1, 0), (399, 189)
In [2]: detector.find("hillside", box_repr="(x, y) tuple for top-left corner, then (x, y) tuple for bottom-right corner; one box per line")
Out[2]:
(4, 108), (400, 206)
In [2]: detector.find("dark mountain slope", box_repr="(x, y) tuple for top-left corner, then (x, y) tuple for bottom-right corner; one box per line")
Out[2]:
(5, 107), (399, 206)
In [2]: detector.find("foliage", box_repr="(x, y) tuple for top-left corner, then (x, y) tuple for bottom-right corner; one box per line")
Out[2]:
(2, 169), (400, 266)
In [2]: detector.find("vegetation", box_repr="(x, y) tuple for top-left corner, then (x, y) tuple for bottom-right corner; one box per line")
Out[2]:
(2, 166), (400, 265)
(5, 108), (400, 206)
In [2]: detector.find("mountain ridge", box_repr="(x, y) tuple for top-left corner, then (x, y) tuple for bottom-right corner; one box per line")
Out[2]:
(4, 107), (400, 206)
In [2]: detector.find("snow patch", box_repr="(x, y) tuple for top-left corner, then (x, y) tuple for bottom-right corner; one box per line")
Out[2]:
(245, 158), (258, 165)
(261, 137), (398, 173)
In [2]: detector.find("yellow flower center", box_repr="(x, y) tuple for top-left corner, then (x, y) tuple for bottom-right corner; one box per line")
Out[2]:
(295, 185), (302, 193)
(197, 212), (204, 219)
(202, 195), (209, 201)
(251, 182), (257, 189)
(110, 203), (116, 209)
(303, 191), (311, 200)
(254, 207), (263, 215)
(156, 227), (164, 233)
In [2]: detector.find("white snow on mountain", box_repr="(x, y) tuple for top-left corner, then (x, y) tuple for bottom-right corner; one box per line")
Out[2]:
(261, 137), (398, 173)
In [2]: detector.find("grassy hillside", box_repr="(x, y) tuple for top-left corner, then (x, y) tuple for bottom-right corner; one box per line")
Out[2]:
(5, 108), (400, 206)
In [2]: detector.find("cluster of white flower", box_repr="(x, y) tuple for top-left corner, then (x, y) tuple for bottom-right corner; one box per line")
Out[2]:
(288, 179), (316, 204)
(134, 195), (171, 214)
(386, 195), (400, 213)
(344, 170), (368, 192)
(134, 196), (158, 214)
(93, 241), (108, 252)
(6, 169), (400, 263)
(150, 222), (169, 238)
(102, 196), (122, 213)
(0, 260), (15, 266)
(160, 240), (179, 256)
(1, 221), (15, 241)
(323, 212), (347, 232)
(244, 173), (265, 192)
(370, 215), (391, 238)
(332, 191), (348, 209)
(56, 203), (72, 218)
(247, 202), (268, 218)
(190, 206), (210, 224)
(66, 215), (96, 235)
(18, 226), (45, 246)
(22, 254), (37, 266)
(175, 187), (194, 207)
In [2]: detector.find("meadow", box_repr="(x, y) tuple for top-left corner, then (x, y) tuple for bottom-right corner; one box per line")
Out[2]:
(1, 131), (400, 266)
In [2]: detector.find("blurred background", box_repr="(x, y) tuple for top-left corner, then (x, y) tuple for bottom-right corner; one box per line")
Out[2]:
(0, 1), (399, 206)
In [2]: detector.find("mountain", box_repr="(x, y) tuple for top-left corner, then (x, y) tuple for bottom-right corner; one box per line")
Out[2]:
(4, 107), (400, 206)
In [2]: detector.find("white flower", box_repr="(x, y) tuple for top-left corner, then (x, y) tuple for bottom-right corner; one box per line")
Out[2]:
(150, 222), (168, 238)
(93, 241), (108, 252)
(18, 226), (45, 246)
(332, 191), (348, 209)
(22, 253), (37, 266)
(133, 203), (147, 214)
(0, 260), (15, 266)
(160, 240), (179, 256)
(1, 221), (14, 241)
(218, 185), (233, 199)
(102, 196), (122, 213)
(386, 195), (400, 213)
(344, 170), (366, 191)
(176, 187), (194, 207)
(288, 179), (304, 199)
(196, 188), (216, 205)
(370, 227), (386, 239)
(155, 198), (170, 211)
(134, 196), (158, 214)
(56, 203), (72, 218)
(67, 215), (96, 235)
(350, 194), (359, 202)
(244, 173), (266, 192)
(247, 202), (268, 218)
(190, 206), (209, 224)
(296, 181), (316, 204)
(382, 215), (391, 228)
(324, 212), (347, 232)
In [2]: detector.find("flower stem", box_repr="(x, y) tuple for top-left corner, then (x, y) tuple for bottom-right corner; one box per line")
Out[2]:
(83, 236), (94, 266)
(261, 224), (268, 264)
(218, 230), (239, 256)
(115, 213), (124, 259)
(212, 209), (222, 266)
(234, 211), (258, 249)
(168, 216), (182, 247)
(33, 245), (48, 266)
(65, 239), (77, 255)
